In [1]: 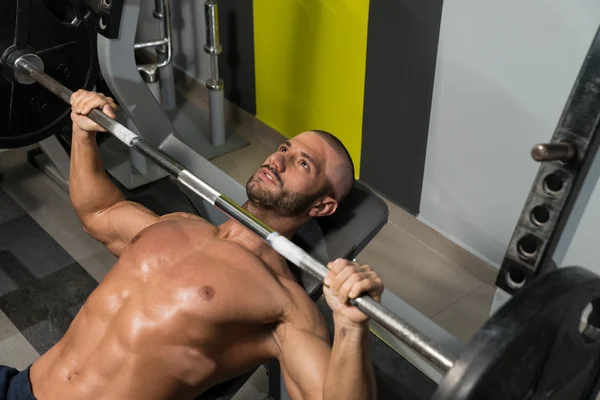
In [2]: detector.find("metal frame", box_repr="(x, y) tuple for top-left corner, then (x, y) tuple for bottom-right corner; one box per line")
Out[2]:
(495, 25), (600, 296)
(203, 0), (226, 146)
(97, 0), (247, 161)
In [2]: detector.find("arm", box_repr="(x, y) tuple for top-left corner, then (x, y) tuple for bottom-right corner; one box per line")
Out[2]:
(69, 90), (160, 256)
(278, 260), (382, 400)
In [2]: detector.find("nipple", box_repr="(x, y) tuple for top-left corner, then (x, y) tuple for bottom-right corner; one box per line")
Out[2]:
(198, 286), (215, 301)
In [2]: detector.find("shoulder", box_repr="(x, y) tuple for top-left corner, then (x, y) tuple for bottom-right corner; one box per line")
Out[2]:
(150, 212), (215, 235)
(159, 212), (209, 223)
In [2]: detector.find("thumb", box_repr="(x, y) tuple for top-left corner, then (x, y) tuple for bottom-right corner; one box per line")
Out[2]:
(102, 104), (116, 119)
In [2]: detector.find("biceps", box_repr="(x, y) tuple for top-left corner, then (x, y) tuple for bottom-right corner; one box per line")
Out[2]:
(83, 201), (159, 256)
(280, 330), (331, 400)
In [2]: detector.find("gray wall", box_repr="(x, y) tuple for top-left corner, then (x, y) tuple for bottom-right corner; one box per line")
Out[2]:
(419, 1), (600, 271)
(360, 0), (443, 215)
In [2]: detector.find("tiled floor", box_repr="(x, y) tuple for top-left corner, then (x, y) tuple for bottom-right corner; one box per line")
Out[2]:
(0, 79), (497, 397)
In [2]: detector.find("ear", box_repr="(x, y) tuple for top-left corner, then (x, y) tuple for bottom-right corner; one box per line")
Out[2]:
(308, 196), (338, 218)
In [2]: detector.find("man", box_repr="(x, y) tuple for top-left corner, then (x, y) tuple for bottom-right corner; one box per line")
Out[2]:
(1, 90), (383, 400)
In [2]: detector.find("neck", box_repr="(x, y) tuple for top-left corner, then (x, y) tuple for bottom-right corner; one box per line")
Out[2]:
(244, 201), (308, 237)
(218, 201), (308, 251)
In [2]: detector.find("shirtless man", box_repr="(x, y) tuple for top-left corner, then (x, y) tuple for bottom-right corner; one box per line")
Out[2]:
(0, 90), (384, 400)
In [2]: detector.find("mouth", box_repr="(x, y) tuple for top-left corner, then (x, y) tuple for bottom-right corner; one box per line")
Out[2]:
(258, 168), (280, 185)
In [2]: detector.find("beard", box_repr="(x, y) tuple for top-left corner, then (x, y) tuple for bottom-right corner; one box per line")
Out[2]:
(246, 166), (325, 217)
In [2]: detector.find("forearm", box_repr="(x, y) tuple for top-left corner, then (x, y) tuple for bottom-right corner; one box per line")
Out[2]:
(323, 317), (376, 400)
(69, 126), (125, 223)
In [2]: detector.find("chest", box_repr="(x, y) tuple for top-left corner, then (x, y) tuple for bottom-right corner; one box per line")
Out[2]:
(104, 221), (290, 326)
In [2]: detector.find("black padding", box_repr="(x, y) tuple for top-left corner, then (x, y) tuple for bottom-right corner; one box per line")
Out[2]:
(291, 181), (389, 300)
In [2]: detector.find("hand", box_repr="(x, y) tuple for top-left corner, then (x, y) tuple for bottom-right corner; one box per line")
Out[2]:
(323, 259), (384, 325)
(70, 90), (117, 134)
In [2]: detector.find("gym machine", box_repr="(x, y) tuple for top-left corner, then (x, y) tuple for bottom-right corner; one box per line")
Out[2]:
(1, 0), (247, 193)
(492, 19), (600, 318)
(4, 1), (600, 399)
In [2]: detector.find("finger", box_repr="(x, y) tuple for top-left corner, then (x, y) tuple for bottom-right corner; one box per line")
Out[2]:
(348, 277), (377, 300)
(70, 89), (86, 107)
(325, 259), (348, 286)
(330, 265), (358, 294)
(106, 98), (118, 111)
(102, 104), (116, 119)
(358, 264), (372, 272)
(337, 273), (366, 302)
(329, 258), (351, 274)
(79, 96), (108, 115)
(76, 91), (99, 112)
(353, 272), (384, 300)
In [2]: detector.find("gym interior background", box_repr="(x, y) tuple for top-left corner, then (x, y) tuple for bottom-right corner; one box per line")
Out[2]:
(141, 0), (600, 308)
(138, 0), (600, 273)
(2, 0), (600, 398)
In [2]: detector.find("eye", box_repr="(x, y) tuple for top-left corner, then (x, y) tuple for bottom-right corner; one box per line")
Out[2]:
(280, 146), (287, 153)
(300, 160), (310, 170)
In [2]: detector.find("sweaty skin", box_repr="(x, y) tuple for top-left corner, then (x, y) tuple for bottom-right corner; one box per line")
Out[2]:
(29, 91), (382, 400)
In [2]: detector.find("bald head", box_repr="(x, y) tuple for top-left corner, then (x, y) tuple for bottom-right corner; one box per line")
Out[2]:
(310, 130), (355, 202)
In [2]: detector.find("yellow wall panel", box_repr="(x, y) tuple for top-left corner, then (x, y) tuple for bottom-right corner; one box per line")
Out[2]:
(253, 0), (369, 178)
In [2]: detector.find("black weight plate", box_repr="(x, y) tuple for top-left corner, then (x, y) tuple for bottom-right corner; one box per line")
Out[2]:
(0, 0), (99, 149)
(433, 266), (600, 400)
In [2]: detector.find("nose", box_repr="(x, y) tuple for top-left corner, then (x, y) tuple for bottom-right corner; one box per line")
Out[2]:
(268, 152), (286, 172)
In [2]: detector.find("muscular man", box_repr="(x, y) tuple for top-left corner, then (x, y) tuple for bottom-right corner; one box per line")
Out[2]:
(1, 90), (384, 400)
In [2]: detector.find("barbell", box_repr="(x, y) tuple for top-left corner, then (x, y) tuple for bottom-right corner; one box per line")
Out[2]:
(2, 2), (600, 398)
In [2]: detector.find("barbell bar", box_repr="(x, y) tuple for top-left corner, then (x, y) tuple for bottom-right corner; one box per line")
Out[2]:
(7, 51), (458, 374)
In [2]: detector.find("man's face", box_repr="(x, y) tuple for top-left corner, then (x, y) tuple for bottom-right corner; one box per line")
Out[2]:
(246, 132), (337, 217)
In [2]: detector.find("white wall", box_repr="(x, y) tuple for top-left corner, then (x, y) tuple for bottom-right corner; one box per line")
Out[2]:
(419, 1), (600, 269)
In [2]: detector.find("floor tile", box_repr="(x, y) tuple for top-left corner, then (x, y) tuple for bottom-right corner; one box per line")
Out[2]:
(0, 333), (39, 371)
(0, 261), (98, 355)
(0, 309), (20, 343)
(356, 223), (483, 318)
(0, 216), (75, 281)
(1, 165), (106, 262)
(0, 146), (38, 174)
(211, 144), (273, 186)
(232, 366), (269, 400)
(0, 189), (26, 225)
(0, 269), (19, 299)
(382, 197), (499, 286)
(432, 284), (496, 343)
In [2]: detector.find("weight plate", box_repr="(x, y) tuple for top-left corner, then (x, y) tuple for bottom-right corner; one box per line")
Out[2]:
(433, 266), (600, 400)
(0, 0), (99, 149)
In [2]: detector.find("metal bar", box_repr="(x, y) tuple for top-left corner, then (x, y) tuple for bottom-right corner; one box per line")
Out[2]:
(134, 38), (168, 50)
(204, 0), (222, 57)
(204, 0), (226, 146)
(153, 0), (164, 19)
(155, 0), (173, 68)
(531, 142), (577, 162)
(10, 58), (458, 374)
(134, 0), (172, 67)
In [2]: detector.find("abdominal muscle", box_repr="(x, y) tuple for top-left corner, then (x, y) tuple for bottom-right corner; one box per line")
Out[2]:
(29, 220), (290, 400)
